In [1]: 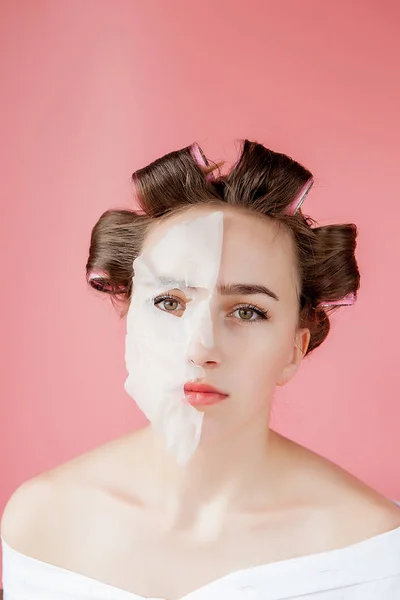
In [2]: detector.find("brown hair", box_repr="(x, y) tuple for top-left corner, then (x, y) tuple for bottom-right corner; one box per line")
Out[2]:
(86, 139), (360, 355)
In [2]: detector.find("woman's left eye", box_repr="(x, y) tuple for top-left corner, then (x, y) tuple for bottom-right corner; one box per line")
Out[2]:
(230, 306), (269, 322)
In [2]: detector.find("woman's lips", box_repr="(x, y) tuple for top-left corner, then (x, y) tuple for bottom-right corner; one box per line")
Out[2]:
(183, 382), (229, 406)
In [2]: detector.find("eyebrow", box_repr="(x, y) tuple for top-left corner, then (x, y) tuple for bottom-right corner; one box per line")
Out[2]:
(217, 282), (279, 301)
(155, 277), (279, 301)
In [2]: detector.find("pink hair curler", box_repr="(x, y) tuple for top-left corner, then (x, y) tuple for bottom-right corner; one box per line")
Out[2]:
(88, 270), (125, 293)
(285, 178), (314, 216)
(190, 142), (215, 181)
(317, 292), (356, 308)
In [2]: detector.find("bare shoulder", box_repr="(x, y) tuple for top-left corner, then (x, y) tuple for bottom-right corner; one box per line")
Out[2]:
(1, 428), (147, 558)
(1, 471), (55, 552)
(277, 432), (400, 545)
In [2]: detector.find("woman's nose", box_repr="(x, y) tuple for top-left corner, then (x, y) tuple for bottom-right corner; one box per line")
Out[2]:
(186, 308), (222, 368)
(188, 338), (222, 368)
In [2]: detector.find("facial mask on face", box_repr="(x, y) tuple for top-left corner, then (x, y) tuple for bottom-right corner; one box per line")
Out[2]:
(124, 211), (224, 466)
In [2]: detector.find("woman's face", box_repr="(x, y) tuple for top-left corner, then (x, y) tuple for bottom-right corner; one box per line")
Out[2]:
(126, 206), (310, 445)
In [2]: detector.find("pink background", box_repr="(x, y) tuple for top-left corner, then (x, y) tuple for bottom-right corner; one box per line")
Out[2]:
(1, 0), (399, 578)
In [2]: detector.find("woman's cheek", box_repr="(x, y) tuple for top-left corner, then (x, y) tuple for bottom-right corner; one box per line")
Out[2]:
(255, 324), (295, 374)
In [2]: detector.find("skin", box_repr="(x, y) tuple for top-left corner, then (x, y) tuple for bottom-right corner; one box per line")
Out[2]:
(2, 206), (400, 600)
(139, 205), (309, 449)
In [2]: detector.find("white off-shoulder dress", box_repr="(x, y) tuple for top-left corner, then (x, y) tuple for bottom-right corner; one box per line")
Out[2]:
(2, 503), (400, 600)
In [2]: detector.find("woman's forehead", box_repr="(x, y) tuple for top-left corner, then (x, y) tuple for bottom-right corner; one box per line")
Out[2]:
(141, 207), (297, 293)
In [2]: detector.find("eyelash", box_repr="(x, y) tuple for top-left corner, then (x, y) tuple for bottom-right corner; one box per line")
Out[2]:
(152, 295), (270, 323)
(153, 294), (183, 310)
(232, 303), (270, 323)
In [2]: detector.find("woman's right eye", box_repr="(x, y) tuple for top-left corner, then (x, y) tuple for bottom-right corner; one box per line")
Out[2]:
(153, 295), (185, 316)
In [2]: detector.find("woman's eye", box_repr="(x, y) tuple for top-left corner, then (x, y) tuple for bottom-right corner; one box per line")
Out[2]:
(231, 306), (268, 322)
(238, 308), (255, 321)
(154, 296), (184, 315)
(162, 299), (179, 311)
(237, 308), (256, 320)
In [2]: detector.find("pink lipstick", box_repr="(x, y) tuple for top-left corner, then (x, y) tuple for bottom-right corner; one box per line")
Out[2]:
(183, 382), (229, 406)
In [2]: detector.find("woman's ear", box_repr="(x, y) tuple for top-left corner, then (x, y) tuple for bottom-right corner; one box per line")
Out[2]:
(276, 327), (310, 387)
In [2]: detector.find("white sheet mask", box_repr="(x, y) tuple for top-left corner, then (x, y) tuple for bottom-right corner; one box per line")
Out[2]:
(124, 211), (224, 465)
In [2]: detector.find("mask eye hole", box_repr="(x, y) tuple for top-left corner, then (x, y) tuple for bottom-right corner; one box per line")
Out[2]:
(153, 294), (185, 317)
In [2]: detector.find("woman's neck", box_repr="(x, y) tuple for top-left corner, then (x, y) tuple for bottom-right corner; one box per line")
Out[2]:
(143, 420), (288, 532)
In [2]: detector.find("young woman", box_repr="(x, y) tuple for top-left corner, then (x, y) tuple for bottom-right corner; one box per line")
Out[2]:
(2, 140), (400, 599)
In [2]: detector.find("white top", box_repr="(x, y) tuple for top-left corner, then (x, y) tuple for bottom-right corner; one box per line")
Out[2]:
(2, 516), (400, 600)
